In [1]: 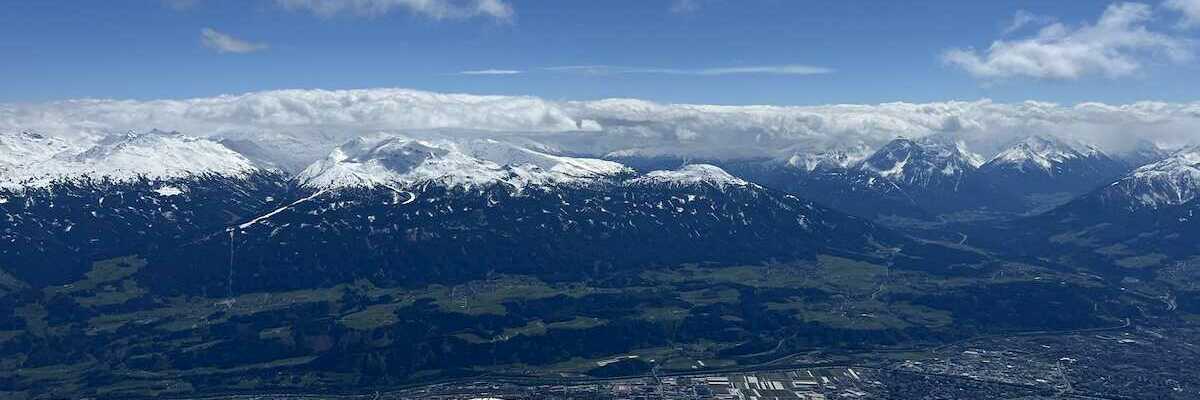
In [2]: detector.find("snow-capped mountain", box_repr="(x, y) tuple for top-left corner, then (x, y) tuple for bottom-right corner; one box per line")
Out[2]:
(297, 134), (630, 191)
(0, 130), (288, 286)
(721, 137), (994, 220)
(784, 144), (874, 172)
(0, 129), (262, 190)
(858, 137), (981, 191)
(744, 135), (1153, 221)
(1004, 147), (1200, 273)
(1097, 146), (1200, 210)
(128, 135), (974, 293)
(628, 164), (749, 189)
(982, 136), (1106, 175)
(0, 131), (73, 173)
(975, 135), (1129, 208)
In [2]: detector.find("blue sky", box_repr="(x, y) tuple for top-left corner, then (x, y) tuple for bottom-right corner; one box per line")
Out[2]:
(2, 0), (1198, 105)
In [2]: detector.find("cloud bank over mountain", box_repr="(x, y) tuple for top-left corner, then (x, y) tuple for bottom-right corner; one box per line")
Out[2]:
(1, 88), (1198, 170)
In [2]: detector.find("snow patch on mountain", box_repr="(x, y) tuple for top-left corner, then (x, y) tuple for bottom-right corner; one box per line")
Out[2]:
(297, 134), (631, 191)
(0, 130), (260, 190)
(630, 164), (750, 189)
(154, 185), (184, 196)
(956, 141), (986, 168)
(458, 139), (631, 181)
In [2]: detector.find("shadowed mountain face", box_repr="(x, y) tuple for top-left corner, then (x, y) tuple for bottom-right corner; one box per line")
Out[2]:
(981, 147), (1200, 273)
(146, 172), (966, 297)
(0, 130), (293, 287)
(974, 136), (1130, 211)
(858, 137), (979, 193)
(0, 173), (290, 287)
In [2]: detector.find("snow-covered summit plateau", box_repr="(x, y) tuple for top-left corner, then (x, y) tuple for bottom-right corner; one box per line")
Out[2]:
(0, 129), (260, 190)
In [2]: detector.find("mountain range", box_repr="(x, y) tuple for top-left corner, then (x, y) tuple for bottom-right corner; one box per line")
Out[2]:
(3, 126), (1198, 398)
(2, 130), (980, 294)
(1, 127), (1191, 289)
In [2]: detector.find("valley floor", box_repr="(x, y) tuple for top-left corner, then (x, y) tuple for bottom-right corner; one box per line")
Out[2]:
(3, 250), (1195, 399)
(133, 324), (1200, 400)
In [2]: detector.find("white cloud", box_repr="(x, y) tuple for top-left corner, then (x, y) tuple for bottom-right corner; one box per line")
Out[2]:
(944, 2), (1193, 80)
(3, 88), (1199, 170)
(1166, 0), (1200, 28)
(546, 64), (834, 76)
(561, 98), (1200, 159)
(275, 0), (514, 22)
(459, 69), (522, 75)
(0, 89), (581, 170)
(1003, 10), (1056, 35)
(200, 28), (268, 54)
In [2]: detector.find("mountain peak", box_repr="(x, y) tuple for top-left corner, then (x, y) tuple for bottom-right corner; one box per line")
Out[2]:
(297, 134), (631, 191)
(1116, 146), (1200, 208)
(858, 136), (978, 187)
(630, 164), (750, 189)
(984, 135), (1105, 175)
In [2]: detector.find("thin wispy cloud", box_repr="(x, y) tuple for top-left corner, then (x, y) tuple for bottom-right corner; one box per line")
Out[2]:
(163, 0), (201, 10)
(274, 0), (514, 22)
(944, 3), (1193, 80)
(200, 28), (268, 54)
(545, 64), (834, 76)
(1002, 10), (1056, 35)
(459, 69), (523, 75)
(670, 0), (700, 14)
